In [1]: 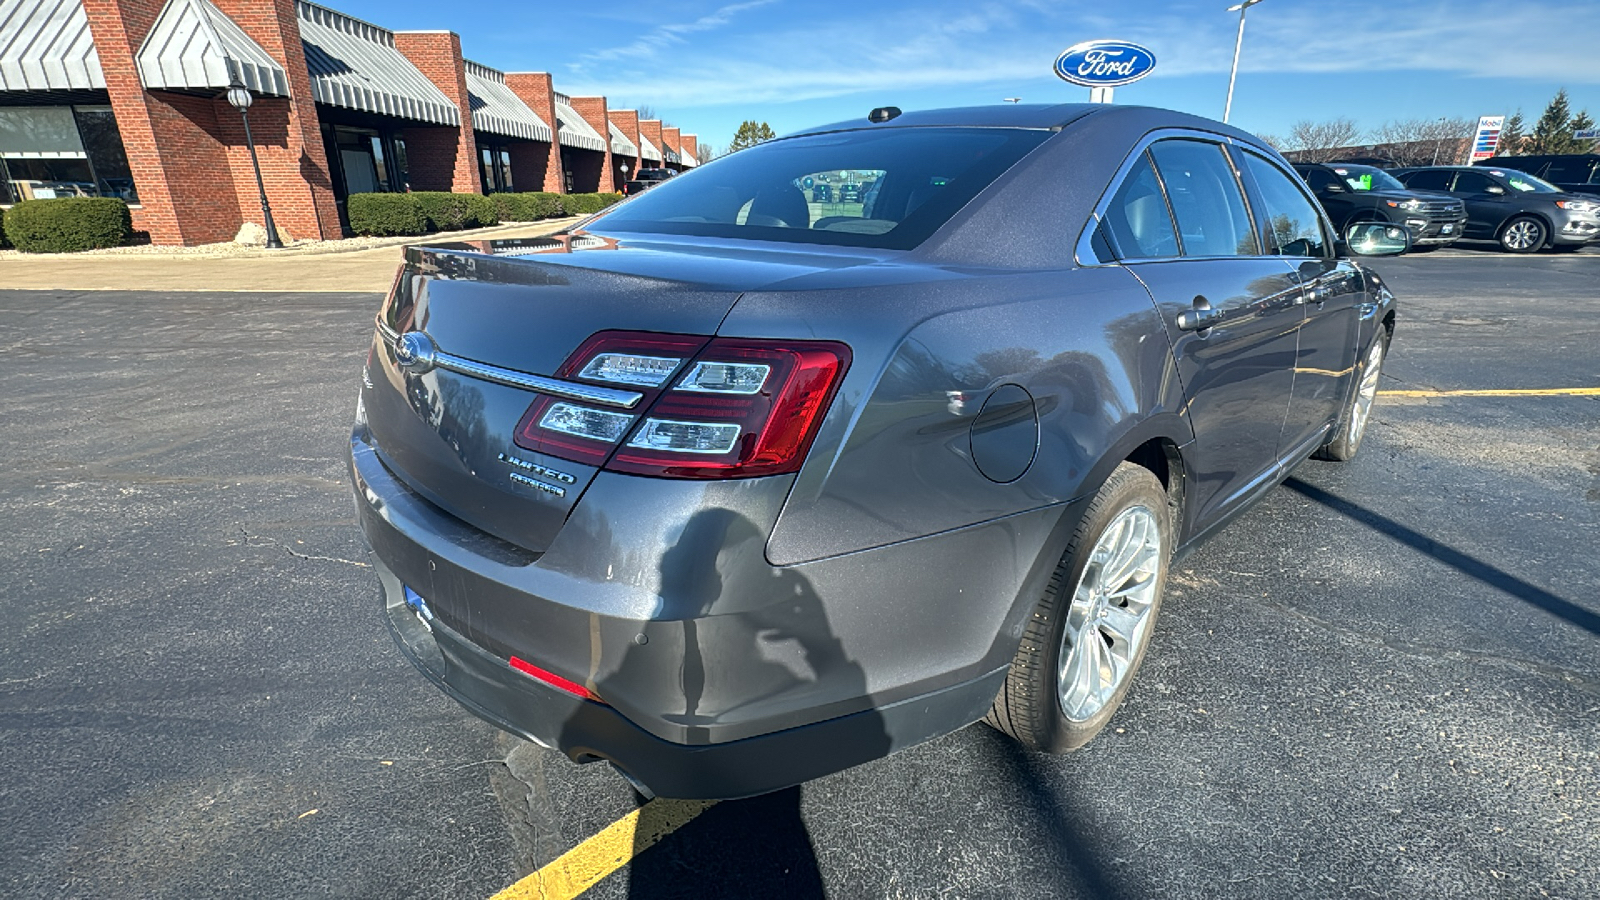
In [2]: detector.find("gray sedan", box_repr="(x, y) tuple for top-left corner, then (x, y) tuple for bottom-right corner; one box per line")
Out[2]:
(348, 103), (1406, 799)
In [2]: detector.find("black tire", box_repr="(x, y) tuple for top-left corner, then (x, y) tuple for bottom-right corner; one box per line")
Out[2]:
(1498, 216), (1547, 253)
(986, 462), (1171, 753)
(1315, 329), (1389, 461)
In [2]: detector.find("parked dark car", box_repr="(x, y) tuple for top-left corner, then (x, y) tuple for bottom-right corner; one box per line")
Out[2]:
(1391, 165), (1600, 252)
(811, 183), (832, 202)
(1294, 162), (1467, 249)
(838, 182), (860, 202)
(620, 167), (674, 197)
(1480, 154), (1600, 197)
(349, 104), (1406, 800)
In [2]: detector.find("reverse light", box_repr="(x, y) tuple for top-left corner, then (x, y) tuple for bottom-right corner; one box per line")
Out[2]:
(627, 418), (743, 454)
(579, 352), (683, 387)
(539, 402), (633, 443)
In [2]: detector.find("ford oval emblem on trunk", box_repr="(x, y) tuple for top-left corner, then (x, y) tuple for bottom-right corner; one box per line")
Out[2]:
(1054, 40), (1156, 87)
(395, 331), (437, 374)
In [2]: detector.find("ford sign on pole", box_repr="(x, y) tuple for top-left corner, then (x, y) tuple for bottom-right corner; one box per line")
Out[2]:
(1054, 40), (1156, 104)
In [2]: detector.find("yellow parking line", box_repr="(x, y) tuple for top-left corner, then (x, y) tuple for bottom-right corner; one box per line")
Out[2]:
(490, 799), (718, 900)
(1379, 387), (1600, 397)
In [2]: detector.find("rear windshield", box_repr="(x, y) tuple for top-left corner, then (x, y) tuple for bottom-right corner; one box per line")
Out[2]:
(589, 127), (1052, 250)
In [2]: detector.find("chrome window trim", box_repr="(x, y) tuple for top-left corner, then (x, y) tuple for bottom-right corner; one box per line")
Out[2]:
(1075, 128), (1315, 267)
(1231, 145), (1337, 259)
(375, 318), (645, 409)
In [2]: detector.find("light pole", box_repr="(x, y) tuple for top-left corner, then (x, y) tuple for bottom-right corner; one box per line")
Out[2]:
(1224, 0), (1267, 125)
(225, 78), (282, 249)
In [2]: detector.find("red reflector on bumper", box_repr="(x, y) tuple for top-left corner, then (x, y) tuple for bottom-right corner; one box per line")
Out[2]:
(509, 656), (603, 703)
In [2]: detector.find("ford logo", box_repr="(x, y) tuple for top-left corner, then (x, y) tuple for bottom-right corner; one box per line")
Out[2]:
(1054, 40), (1156, 88)
(395, 331), (437, 374)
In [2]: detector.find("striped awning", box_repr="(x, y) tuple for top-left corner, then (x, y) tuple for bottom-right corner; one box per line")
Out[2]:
(0, 0), (104, 91)
(464, 60), (550, 142)
(608, 120), (636, 157)
(551, 95), (605, 153)
(639, 134), (661, 163)
(137, 0), (288, 95)
(297, 1), (456, 126)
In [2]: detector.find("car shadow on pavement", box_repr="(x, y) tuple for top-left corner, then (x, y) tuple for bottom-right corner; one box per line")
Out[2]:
(1284, 478), (1600, 636)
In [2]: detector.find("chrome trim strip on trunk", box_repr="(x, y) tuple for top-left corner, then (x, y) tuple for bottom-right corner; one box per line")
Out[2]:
(375, 319), (645, 409)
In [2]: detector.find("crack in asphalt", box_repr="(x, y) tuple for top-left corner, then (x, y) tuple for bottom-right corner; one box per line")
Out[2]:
(237, 528), (370, 568)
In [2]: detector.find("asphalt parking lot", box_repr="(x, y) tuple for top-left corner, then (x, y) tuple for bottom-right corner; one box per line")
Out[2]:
(2, 245), (1596, 899)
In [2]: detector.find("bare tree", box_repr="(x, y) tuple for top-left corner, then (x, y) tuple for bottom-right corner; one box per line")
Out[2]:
(634, 105), (660, 122)
(697, 142), (715, 164)
(1286, 118), (1362, 162)
(1255, 133), (1285, 150)
(1368, 117), (1474, 165)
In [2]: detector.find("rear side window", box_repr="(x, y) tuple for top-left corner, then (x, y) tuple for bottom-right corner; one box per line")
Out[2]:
(1402, 170), (1454, 192)
(1303, 168), (1341, 192)
(592, 127), (1051, 250)
(1239, 151), (1328, 258)
(1100, 152), (1179, 259)
(1148, 140), (1258, 257)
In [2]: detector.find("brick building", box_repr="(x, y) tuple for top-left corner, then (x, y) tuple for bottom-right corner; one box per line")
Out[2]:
(0, 0), (702, 245)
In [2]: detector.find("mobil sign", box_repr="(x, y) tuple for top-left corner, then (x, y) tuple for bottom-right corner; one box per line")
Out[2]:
(1470, 116), (1505, 162)
(1054, 40), (1157, 87)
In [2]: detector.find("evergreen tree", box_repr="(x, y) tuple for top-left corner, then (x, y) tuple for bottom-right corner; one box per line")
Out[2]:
(728, 121), (777, 153)
(1529, 89), (1576, 154)
(1497, 110), (1526, 155)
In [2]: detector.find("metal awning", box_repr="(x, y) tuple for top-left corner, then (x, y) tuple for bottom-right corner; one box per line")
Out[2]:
(551, 95), (605, 153)
(639, 134), (661, 163)
(297, 1), (456, 126)
(464, 60), (550, 142)
(608, 121), (636, 157)
(137, 0), (288, 95)
(0, 0), (104, 91)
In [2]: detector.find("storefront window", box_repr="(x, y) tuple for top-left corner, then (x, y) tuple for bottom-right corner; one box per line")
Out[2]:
(0, 105), (139, 205)
(477, 143), (516, 193)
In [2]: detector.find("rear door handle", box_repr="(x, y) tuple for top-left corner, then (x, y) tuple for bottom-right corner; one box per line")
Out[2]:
(1176, 299), (1223, 332)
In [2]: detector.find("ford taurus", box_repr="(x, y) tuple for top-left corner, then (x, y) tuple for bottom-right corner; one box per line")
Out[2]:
(348, 104), (1405, 799)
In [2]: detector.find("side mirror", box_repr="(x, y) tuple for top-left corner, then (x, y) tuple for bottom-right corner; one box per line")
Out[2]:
(1323, 183), (1347, 194)
(1343, 221), (1410, 257)
(1485, 185), (1507, 195)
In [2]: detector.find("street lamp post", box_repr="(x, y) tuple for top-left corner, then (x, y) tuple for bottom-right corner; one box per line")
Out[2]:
(1224, 0), (1267, 125)
(225, 78), (282, 249)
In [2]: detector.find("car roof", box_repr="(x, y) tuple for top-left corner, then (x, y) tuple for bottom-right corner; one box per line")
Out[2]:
(785, 104), (1273, 152)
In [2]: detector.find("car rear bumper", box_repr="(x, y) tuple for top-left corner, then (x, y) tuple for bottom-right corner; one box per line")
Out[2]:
(374, 559), (1002, 799)
(350, 430), (1047, 798)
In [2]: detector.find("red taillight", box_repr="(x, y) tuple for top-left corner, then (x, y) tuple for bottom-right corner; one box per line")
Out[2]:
(608, 339), (850, 479)
(509, 656), (603, 703)
(513, 332), (850, 480)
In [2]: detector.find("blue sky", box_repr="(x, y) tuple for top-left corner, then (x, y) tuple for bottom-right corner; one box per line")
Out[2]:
(336, 0), (1600, 153)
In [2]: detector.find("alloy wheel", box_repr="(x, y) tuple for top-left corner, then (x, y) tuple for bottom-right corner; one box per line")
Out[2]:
(1058, 505), (1162, 722)
(1347, 338), (1385, 449)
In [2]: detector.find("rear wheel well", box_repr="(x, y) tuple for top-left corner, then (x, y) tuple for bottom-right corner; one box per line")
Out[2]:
(1125, 438), (1184, 533)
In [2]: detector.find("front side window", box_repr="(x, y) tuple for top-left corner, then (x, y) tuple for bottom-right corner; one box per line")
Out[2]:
(1240, 150), (1328, 258)
(592, 127), (1051, 250)
(1499, 170), (1559, 193)
(1331, 165), (1407, 193)
(1453, 172), (1495, 194)
(1100, 152), (1179, 259)
(1148, 139), (1257, 257)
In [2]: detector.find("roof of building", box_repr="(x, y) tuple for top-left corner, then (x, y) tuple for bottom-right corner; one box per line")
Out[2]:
(137, 0), (288, 96)
(551, 92), (604, 153)
(607, 120), (637, 157)
(0, 0), (104, 91)
(464, 60), (550, 143)
(296, 1), (457, 126)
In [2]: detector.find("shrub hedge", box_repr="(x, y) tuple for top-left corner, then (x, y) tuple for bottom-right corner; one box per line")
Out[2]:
(348, 193), (427, 236)
(347, 191), (622, 236)
(2, 197), (132, 253)
(0, 208), (8, 249)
